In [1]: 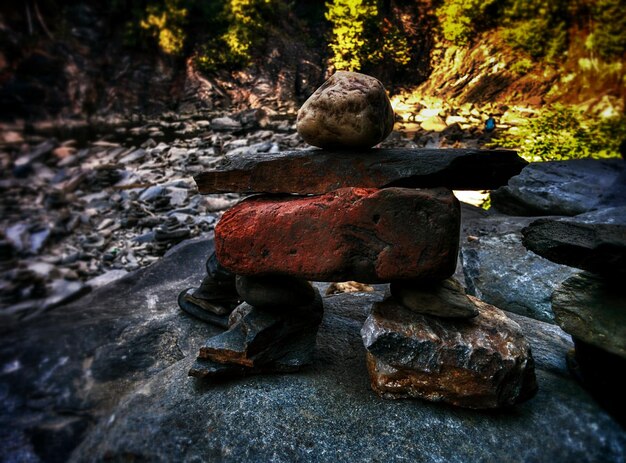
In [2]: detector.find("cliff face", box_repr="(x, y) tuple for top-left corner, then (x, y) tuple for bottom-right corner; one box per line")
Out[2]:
(1, 1), (623, 122)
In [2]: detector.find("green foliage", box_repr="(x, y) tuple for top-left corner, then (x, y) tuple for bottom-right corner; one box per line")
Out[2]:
(492, 104), (626, 162)
(500, 0), (569, 62)
(324, 0), (412, 71)
(509, 57), (533, 76)
(586, 0), (626, 59)
(195, 0), (274, 71)
(325, 0), (378, 71)
(140, 0), (188, 55)
(436, 0), (498, 46)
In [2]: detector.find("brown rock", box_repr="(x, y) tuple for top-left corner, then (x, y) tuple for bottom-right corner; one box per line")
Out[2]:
(390, 278), (479, 319)
(194, 148), (527, 194)
(296, 71), (394, 149)
(361, 296), (537, 409)
(215, 187), (460, 283)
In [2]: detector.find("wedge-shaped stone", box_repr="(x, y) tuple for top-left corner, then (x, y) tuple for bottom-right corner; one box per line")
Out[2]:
(194, 148), (527, 194)
(522, 207), (626, 278)
(361, 296), (537, 409)
(215, 187), (460, 283)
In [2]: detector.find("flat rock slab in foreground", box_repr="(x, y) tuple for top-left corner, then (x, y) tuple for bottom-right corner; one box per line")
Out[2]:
(194, 148), (527, 194)
(362, 296), (537, 408)
(1, 238), (625, 462)
(215, 187), (460, 283)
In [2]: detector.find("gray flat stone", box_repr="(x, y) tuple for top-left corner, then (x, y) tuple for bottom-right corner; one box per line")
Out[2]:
(491, 159), (626, 216)
(194, 148), (527, 194)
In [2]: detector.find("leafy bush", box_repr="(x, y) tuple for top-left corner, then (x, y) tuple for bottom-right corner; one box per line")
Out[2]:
(436, 0), (498, 46)
(492, 104), (626, 162)
(586, 0), (626, 59)
(139, 0), (188, 55)
(325, 0), (378, 71)
(509, 57), (533, 76)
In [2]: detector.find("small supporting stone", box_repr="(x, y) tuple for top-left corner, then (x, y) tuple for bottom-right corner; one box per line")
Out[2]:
(178, 251), (240, 327)
(390, 277), (479, 319)
(361, 296), (537, 409)
(189, 286), (324, 379)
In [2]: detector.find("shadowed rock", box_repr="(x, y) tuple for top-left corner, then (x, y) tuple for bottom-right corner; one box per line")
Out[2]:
(194, 148), (527, 194)
(215, 187), (460, 283)
(235, 275), (316, 310)
(552, 272), (626, 358)
(522, 207), (626, 278)
(362, 296), (537, 409)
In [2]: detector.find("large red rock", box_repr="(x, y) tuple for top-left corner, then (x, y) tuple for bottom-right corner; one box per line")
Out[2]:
(215, 187), (460, 283)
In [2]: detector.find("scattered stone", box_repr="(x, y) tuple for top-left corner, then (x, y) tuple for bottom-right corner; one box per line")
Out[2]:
(552, 272), (626, 358)
(491, 159), (626, 216)
(325, 281), (374, 295)
(390, 278), (479, 319)
(194, 148), (527, 194)
(216, 187), (460, 283)
(362, 296), (537, 409)
(211, 116), (242, 132)
(522, 207), (626, 278)
(86, 269), (129, 290)
(296, 71), (394, 149)
(235, 275), (316, 309)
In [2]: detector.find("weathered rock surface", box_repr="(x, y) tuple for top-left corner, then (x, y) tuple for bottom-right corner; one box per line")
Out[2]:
(215, 187), (460, 283)
(362, 297), (537, 408)
(552, 272), (626, 358)
(461, 212), (578, 323)
(491, 159), (626, 216)
(2, 237), (625, 462)
(296, 71), (394, 149)
(197, 289), (323, 369)
(194, 148), (527, 194)
(235, 274), (316, 309)
(522, 207), (626, 278)
(390, 278), (479, 318)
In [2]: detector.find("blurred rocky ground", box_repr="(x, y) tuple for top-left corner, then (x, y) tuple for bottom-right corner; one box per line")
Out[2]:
(0, 100), (514, 325)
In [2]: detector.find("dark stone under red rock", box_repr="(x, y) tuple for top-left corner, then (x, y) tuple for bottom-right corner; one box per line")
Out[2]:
(215, 187), (460, 283)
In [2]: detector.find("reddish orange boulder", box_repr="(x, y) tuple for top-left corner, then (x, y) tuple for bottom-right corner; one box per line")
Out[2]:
(215, 187), (460, 283)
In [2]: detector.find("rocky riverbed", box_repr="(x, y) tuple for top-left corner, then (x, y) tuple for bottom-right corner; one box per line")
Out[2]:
(0, 102), (511, 325)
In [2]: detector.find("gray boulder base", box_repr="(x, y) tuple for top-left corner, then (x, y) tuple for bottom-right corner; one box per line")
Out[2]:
(461, 210), (578, 323)
(1, 237), (624, 463)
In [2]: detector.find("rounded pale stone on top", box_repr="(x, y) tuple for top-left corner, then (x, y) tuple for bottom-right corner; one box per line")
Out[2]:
(296, 71), (395, 149)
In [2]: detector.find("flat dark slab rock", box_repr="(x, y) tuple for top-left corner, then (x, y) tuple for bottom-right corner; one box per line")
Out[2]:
(194, 148), (527, 194)
(2, 236), (625, 463)
(522, 207), (626, 278)
(491, 159), (626, 216)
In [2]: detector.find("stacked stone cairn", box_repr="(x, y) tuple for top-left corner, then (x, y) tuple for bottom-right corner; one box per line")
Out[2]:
(522, 206), (626, 422)
(181, 71), (537, 409)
